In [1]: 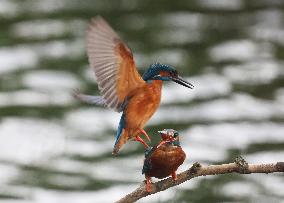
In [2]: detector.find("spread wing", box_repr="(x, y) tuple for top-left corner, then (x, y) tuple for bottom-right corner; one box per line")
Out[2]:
(86, 16), (145, 112)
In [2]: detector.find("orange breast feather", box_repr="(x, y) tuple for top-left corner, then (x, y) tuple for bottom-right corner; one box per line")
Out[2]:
(124, 80), (162, 136)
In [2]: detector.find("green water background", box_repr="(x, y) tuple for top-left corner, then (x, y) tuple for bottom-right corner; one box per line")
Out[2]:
(0, 0), (284, 202)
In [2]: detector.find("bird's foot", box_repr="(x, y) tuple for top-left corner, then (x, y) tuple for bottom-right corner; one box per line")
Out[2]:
(135, 136), (149, 149)
(145, 176), (152, 193)
(171, 171), (177, 181)
(139, 129), (151, 142)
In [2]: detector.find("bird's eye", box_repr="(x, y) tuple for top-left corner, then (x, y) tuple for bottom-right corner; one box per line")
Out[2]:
(170, 70), (178, 77)
(153, 74), (161, 79)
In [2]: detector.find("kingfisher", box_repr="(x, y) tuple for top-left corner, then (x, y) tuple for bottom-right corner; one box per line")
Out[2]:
(74, 16), (193, 155)
(142, 129), (186, 192)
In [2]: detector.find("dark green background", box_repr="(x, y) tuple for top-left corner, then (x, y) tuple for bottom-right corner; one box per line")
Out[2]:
(0, 0), (284, 202)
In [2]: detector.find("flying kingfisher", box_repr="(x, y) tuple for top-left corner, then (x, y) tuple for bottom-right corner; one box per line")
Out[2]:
(142, 129), (186, 192)
(74, 16), (193, 155)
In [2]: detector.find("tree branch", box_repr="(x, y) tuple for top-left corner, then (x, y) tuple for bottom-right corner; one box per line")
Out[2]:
(116, 157), (284, 203)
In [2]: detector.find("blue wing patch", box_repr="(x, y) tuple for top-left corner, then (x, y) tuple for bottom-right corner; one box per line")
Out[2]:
(114, 113), (126, 146)
(142, 146), (154, 174)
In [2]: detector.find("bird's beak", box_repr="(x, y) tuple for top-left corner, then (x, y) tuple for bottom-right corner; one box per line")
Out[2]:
(170, 75), (194, 89)
(156, 140), (167, 148)
(156, 136), (177, 148)
(158, 130), (167, 134)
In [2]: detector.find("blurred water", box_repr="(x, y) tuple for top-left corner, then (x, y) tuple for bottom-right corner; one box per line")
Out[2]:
(0, 0), (284, 202)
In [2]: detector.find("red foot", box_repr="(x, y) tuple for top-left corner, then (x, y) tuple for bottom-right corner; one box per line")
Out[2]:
(139, 129), (151, 142)
(145, 176), (152, 192)
(171, 171), (177, 181)
(134, 136), (149, 149)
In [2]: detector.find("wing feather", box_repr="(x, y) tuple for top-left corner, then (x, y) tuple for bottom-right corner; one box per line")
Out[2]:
(86, 16), (145, 112)
(72, 89), (106, 106)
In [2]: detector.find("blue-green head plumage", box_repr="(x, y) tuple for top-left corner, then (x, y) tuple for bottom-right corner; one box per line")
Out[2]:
(142, 62), (194, 89)
(142, 63), (177, 81)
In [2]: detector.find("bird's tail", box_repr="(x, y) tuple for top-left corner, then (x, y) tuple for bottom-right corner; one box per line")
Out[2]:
(112, 113), (128, 155)
(72, 89), (106, 106)
(112, 129), (129, 155)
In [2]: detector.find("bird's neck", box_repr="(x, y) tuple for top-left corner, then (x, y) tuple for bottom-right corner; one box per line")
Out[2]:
(150, 80), (163, 90)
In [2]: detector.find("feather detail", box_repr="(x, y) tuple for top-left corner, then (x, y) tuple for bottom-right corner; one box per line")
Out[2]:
(73, 89), (106, 106)
(142, 146), (155, 174)
(86, 16), (145, 113)
(112, 113), (128, 155)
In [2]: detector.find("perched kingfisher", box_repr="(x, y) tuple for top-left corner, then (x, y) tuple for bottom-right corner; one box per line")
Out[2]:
(142, 129), (186, 192)
(74, 16), (193, 155)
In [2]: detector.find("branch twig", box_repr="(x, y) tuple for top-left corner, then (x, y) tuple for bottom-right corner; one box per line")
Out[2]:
(116, 157), (284, 203)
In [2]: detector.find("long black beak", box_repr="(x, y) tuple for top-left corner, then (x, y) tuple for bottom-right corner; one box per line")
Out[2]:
(170, 75), (194, 89)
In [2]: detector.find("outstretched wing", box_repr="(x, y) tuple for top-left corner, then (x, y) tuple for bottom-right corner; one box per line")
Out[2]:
(86, 16), (145, 112)
(72, 89), (106, 106)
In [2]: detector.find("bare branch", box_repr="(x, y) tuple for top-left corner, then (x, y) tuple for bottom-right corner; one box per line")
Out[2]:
(116, 158), (284, 203)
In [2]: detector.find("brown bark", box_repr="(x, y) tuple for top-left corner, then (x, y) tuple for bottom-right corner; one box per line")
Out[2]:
(116, 157), (284, 203)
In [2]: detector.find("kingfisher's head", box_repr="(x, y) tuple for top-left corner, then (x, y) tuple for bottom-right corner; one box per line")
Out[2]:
(157, 129), (181, 147)
(142, 63), (194, 89)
